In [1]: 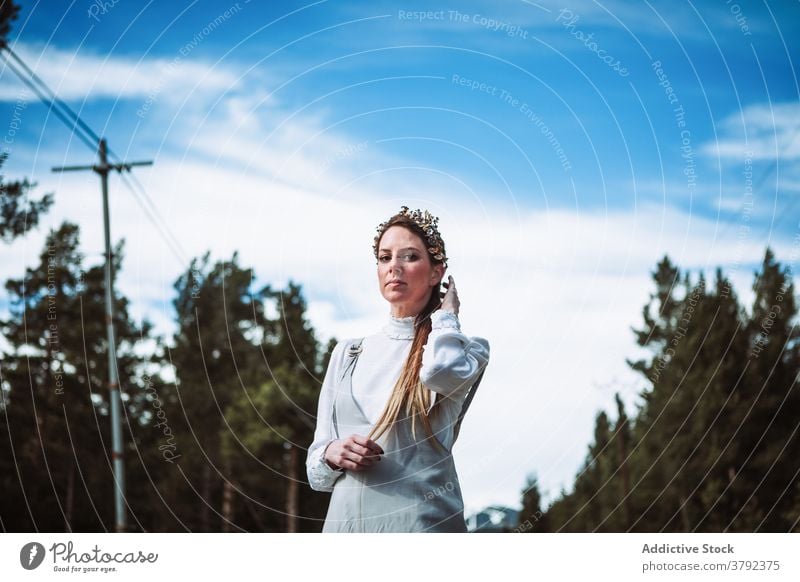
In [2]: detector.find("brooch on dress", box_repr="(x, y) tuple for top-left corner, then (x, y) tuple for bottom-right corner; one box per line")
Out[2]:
(347, 344), (363, 357)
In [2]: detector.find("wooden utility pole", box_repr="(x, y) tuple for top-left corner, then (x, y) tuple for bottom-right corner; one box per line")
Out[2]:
(52, 138), (152, 532)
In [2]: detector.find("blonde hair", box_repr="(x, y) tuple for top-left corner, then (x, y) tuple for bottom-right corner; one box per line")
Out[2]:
(367, 216), (448, 452)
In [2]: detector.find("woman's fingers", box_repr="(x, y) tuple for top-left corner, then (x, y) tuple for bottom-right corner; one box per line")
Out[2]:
(347, 441), (381, 461)
(351, 434), (384, 455)
(439, 275), (460, 317)
(342, 450), (374, 468)
(333, 449), (369, 470)
(347, 442), (368, 456)
(338, 457), (363, 471)
(338, 435), (383, 470)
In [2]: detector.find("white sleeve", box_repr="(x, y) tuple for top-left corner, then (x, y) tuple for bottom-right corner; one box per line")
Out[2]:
(420, 309), (490, 397)
(306, 340), (347, 492)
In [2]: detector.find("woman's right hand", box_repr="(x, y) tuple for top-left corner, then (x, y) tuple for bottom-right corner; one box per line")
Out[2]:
(324, 435), (384, 471)
(440, 275), (460, 317)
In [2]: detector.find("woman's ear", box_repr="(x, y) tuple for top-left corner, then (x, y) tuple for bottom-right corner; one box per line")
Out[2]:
(432, 264), (445, 286)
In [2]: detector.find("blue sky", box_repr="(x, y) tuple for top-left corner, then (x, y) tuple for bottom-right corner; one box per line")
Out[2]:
(1, 0), (799, 515)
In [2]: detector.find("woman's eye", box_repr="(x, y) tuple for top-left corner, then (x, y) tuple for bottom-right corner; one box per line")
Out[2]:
(380, 253), (418, 262)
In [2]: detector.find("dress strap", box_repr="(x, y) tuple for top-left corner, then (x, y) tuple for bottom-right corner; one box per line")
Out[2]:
(332, 337), (365, 439)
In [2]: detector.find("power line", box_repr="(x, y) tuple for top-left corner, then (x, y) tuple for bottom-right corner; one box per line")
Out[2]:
(0, 48), (98, 152)
(118, 171), (190, 265)
(3, 44), (103, 147)
(0, 43), (189, 267)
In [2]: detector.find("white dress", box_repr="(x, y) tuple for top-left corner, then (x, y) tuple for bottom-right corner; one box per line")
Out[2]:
(306, 308), (490, 532)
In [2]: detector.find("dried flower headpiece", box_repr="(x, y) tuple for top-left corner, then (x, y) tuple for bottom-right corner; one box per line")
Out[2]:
(372, 205), (448, 267)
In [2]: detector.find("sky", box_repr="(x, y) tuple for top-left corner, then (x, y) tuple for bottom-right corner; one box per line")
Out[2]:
(0, 0), (798, 517)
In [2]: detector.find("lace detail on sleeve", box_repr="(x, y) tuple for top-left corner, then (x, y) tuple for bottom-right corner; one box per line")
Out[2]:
(307, 439), (344, 492)
(431, 308), (461, 331)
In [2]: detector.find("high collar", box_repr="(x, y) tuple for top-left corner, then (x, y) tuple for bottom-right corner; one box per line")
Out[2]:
(382, 312), (417, 340)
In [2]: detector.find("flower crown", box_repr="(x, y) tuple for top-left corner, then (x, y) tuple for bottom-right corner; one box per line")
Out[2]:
(373, 205), (448, 267)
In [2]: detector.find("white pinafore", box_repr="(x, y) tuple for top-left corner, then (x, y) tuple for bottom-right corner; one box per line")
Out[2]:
(322, 337), (485, 533)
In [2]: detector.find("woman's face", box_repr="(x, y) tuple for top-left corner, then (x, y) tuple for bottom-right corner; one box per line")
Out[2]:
(377, 225), (444, 317)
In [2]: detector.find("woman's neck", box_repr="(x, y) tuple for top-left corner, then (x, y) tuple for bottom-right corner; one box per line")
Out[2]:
(390, 299), (427, 319)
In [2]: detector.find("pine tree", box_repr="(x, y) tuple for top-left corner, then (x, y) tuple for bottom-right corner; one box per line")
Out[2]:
(0, 153), (54, 242)
(518, 473), (549, 532)
(688, 268), (749, 532)
(627, 255), (684, 383)
(729, 248), (800, 531)
(612, 392), (632, 530)
(0, 222), (153, 531)
(627, 266), (749, 531)
(532, 250), (799, 533)
(222, 281), (333, 532)
(0, 0), (20, 44)
(159, 251), (274, 531)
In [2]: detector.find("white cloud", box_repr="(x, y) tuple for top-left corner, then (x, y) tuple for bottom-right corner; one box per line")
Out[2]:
(0, 42), (240, 104)
(700, 102), (800, 161)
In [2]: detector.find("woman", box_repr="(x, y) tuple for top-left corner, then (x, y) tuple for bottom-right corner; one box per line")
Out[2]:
(306, 206), (490, 532)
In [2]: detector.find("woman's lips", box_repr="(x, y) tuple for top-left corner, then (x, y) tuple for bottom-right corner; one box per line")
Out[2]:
(387, 281), (405, 287)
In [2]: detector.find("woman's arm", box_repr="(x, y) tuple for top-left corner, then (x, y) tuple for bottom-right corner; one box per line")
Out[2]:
(306, 341), (347, 492)
(420, 308), (490, 397)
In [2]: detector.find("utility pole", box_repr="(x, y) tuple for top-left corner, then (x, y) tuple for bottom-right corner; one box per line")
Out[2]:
(52, 138), (152, 532)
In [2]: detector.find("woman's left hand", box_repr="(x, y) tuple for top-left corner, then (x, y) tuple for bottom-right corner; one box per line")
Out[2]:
(440, 275), (459, 317)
